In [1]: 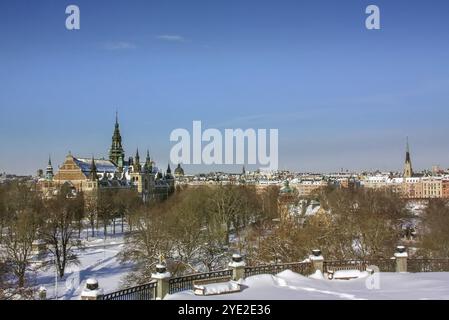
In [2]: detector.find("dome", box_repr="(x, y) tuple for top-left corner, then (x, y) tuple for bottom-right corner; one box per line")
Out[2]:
(174, 164), (185, 176)
(280, 180), (293, 193)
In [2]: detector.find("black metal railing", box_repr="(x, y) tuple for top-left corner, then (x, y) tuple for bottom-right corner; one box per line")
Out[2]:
(100, 281), (157, 300)
(408, 258), (449, 273)
(369, 259), (396, 272)
(366, 258), (396, 272)
(324, 260), (367, 273)
(168, 269), (233, 294)
(323, 259), (396, 273)
(244, 261), (314, 278)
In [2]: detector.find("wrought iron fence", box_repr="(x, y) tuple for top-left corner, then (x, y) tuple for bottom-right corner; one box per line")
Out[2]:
(324, 259), (396, 273)
(408, 258), (449, 273)
(324, 260), (367, 273)
(365, 258), (396, 272)
(244, 261), (314, 278)
(100, 281), (157, 300)
(168, 269), (233, 294)
(99, 258), (449, 300)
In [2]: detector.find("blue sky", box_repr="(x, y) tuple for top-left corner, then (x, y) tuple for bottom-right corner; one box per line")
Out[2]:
(1, 0), (449, 174)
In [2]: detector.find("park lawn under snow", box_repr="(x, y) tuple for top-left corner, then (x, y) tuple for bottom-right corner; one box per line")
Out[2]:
(31, 228), (133, 300)
(28, 223), (449, 300)
(166, 270), (449, 300)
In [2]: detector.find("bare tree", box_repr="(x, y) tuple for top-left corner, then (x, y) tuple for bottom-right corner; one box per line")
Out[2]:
(40, 186), (81, 278)
(83, 192), (98, 239)
(0, 182), (43, 288)
(167, 191), (207, 274)
(97, 189), (114, 238)
(120, 203), (173, 285)
(0, 184), (6, 244)
(72, 191), (85, 239)
(0, 259), (7, 299)
(113, 189), (141, 233)
(2, 208), (39, 288)
(205, 185), (262, 245)
(420, 199), (449, 257)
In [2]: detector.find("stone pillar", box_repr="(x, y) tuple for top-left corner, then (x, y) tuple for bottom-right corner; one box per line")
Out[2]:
(80, 278), (103, 300)
(228, 254), (246, 281)
(394, 246), (408, 273)
(310, 249), (324, 273)
(38, 286), (47, 300)
(151, 264), (171, 300)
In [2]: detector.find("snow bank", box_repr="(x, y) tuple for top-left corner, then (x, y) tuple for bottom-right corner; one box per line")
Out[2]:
(332, 270), (369, 280)
(167, 271), (449, 300)
(194, 281), (240, 295)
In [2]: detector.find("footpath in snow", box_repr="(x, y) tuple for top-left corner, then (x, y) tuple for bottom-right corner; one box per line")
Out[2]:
(32, 226), (133, 300)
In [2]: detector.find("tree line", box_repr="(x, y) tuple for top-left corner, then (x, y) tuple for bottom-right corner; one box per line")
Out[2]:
(119, 184), (278, 285)
(0, 181), (142, 298)
(2, 179), (449, 297)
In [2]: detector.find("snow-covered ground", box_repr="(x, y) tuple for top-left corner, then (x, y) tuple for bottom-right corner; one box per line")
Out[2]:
(167, 270), (449, 300)
(31, 226), (133, 300)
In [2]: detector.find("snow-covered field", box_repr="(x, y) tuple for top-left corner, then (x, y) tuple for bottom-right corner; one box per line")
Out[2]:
(27, 222), (449, 301)
(31, 227), (133, 300)
(167, 270), (449, 300)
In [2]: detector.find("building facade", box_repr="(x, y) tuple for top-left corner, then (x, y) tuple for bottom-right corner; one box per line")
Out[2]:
(38, 114), (174, 201)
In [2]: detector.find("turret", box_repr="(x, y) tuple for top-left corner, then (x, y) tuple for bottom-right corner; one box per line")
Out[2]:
(166, 164), (172, 176)
(174, 163), (185, 177)
(165, 164), (175, 194)
(109, 112), (125, 169)
(45, 155), (54, 181)
(144, 150), (153, 173)
(133, 148), (142, 173)
(89, 156), (98, 181)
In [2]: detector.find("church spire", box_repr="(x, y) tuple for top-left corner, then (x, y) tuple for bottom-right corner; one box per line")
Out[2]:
(144, 149), (152, 173)
(403, 137), (413, 178)
(109, 112), (125, 169)
(45, 155), (54, 181)
(89, 156), (98, 181)
(133, 148), (142, 172)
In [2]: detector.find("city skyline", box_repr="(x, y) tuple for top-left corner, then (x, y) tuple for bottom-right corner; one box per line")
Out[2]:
(1, 0), (449, 175)
(7, 119), (449, 177)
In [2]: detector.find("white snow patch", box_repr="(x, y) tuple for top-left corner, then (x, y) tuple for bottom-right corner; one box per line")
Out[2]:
(167, 271), (449, 300)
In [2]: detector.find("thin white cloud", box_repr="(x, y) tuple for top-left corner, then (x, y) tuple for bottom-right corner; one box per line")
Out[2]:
(102, 41), (137, 50)
(156, 35), (187, 42)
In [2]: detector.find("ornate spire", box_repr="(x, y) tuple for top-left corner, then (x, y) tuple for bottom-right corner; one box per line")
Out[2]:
(109, 112), (125, 168)
(89, 156), (98, 181)
(404, 137), (413, 178)
(45, 155), (54, 181)
(133, 148), (142, 172)
(144, 150), (152, 173)
(406, 136), (410, 161)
